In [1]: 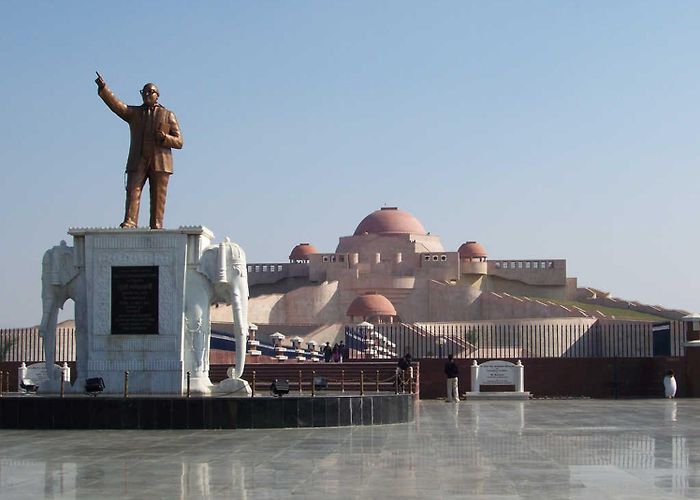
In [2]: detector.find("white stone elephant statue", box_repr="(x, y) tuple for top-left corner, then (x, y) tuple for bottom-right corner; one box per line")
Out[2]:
(185, 237), (250, 395)
(39, 241), (86, 391)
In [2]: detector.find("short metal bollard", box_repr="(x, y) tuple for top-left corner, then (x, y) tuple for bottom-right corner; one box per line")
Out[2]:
(251, 371), (256, 397)
(341, 369), (345, 393)
(60, 374), (65, 398)
(123, 371), (129, 398)
(360, 370), (365, 396)
(298, 370), (303, 394)
(311, 370), (316, 397)
(187, 371), (191, 397)
(376, 370), (380, 393)
(412, 365), (418, 394)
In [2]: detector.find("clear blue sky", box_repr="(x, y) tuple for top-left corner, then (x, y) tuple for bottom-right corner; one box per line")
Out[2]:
(1, 1), (699, 327)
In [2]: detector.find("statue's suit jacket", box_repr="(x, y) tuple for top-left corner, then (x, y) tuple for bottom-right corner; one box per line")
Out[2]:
(98, 85), (183, 174)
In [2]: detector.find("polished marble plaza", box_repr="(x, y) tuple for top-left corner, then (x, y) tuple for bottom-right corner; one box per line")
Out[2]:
(1, 399), (699, 499)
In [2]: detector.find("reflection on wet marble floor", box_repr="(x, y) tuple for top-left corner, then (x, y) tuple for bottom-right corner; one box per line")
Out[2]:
(1, 399), (699, 499)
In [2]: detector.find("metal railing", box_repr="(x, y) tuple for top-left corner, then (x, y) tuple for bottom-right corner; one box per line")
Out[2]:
(0, 328), (75, 362)
(1, 320), (687, 365)
(246, 367), (416, 396)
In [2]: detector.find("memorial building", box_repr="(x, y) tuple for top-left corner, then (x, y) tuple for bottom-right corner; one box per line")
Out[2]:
(212, 206), (582, 328)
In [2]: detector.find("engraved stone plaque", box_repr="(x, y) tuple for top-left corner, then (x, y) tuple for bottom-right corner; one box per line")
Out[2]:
(480, 362), (516, 385)
(111, 266), (159, 335)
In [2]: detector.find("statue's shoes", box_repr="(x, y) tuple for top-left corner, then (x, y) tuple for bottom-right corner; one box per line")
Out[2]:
(119, 221), (136, 228)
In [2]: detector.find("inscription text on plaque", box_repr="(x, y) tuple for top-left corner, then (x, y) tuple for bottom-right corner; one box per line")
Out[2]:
(111, 266), (159, 335)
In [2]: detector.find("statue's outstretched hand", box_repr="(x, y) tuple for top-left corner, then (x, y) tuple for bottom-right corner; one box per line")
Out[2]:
(95, 71), (106, 89)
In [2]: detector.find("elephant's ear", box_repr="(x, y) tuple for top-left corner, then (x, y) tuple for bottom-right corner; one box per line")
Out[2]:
(44, 244), (79, 287)
(196, 245), (218, 282)
(57, 247), (79, 286)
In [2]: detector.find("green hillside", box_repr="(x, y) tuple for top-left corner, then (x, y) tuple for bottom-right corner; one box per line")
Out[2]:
(535, 298), (666, 322)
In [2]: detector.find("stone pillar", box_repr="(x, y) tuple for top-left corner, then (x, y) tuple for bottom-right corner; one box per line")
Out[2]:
(291, 336), (306, 361)
(247, 323), (261, 356)
(307, 340), (320, 362)
(270, 332), (288, 361)
(514, 360), (524, 392)
(17, 362), (27, 391)
(471, 360), (480, 393)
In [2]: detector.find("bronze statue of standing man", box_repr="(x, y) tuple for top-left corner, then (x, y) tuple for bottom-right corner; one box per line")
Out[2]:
(95, 72), (183, 229)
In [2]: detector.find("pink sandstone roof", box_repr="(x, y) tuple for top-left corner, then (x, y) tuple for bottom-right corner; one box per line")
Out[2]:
(346, 293), (397, 317)
(458, 241), (487, 259)
(353, 207), (427, 236)
(289, 243), (317, 260)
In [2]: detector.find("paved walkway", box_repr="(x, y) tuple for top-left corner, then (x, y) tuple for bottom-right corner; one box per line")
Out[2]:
(1, 399), (699, 499)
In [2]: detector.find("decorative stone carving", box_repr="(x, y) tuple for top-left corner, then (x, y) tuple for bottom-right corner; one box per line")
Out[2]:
(185, 306), (207, 374)
(192, 238), (251, 396)
(39, 241), (85, 391)
(38, 226), (250, 396)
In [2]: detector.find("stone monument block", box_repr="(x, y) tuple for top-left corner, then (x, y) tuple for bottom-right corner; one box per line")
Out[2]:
(75, 227), (196, 393)
(40, 226), (250, 395)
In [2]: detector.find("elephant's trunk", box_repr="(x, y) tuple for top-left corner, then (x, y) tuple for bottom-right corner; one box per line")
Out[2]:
(230, 266), (249, 379)
(40, 293), (58, 376)
(234, 331), (246, 379)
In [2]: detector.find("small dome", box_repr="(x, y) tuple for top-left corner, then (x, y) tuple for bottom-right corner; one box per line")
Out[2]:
(353, 207), (426, 236)
(347, 293), (397, 318)
(289, 242), (317, 261)
(458, 241), (487, 259)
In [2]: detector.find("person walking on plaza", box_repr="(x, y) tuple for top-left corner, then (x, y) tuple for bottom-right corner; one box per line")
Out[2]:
(444, 354), (460, 402)
(322, 342), (332, 362)
(664, 369), (677, 399)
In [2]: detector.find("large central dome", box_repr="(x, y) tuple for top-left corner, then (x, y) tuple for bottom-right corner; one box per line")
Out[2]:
(353, 207), (427, 236)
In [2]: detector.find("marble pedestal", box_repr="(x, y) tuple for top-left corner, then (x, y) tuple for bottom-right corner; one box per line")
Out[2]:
(69, 226), (214, 395)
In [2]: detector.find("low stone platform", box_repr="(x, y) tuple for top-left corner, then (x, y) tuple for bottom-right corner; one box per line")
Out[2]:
(463, 391), (531, 400)
(0, 393), (414, 429)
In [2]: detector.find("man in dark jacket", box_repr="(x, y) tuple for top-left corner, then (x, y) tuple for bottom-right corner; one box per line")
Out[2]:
(322, 342), (332, 362)
(444, 354), (460, 402)
(396, 353), (413, 393)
